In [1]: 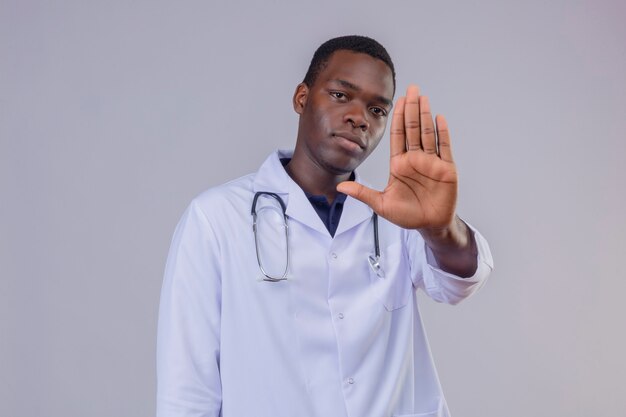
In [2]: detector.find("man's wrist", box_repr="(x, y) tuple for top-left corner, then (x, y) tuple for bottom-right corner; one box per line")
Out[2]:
(419, 216), (478, 277)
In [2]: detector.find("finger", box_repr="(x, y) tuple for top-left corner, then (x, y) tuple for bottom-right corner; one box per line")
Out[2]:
(336, 181), (383, 213)
(404, 85), (421, 151)
(389, 96), (406, 157)
(420, 96), (437, 154)
(435, 114), (454, 162)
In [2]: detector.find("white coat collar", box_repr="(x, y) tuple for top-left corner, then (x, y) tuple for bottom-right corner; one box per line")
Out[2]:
(252, 150), (373, 237)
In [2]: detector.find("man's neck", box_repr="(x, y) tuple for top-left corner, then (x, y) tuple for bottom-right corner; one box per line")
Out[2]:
(283, 154), (352, 204)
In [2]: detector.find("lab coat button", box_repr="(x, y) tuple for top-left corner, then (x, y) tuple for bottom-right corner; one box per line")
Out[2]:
(348, 377), (354, 384)
(331, 252), (337, 259)
(338, 313), (344, 319)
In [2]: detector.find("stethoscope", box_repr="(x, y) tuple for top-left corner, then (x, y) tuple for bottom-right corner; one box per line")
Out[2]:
(252, 191), (385, 282)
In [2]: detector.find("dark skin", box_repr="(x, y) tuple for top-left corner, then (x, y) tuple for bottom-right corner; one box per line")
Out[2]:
(287, 50), (477, 277)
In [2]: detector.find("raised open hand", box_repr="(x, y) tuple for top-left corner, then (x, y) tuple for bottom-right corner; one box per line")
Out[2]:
(337, 85), (458, 230)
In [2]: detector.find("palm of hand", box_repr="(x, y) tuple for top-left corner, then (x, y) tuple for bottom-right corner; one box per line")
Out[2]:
(382, 150), (457, 229)
(338, 85), (459, 230)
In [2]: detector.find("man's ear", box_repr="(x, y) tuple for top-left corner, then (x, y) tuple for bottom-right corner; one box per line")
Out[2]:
(292, 83), (309, 115)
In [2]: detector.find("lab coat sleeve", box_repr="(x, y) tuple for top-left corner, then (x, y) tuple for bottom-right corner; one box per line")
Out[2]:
(408, 222), (494, 305)
(157, 200), (222, 417)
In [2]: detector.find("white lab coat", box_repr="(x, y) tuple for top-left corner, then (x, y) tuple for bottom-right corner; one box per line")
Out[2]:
(157, 150), (494, 417)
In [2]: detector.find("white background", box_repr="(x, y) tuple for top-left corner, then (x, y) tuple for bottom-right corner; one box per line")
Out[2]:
(1, 1), (625, 416)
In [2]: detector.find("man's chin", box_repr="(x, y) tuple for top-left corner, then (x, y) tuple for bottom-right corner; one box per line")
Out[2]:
(321, 157), (361, 177)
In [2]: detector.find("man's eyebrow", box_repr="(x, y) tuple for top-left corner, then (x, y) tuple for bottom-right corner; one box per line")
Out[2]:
(332, 78), (361, 92)
(330, 79), (393, 108)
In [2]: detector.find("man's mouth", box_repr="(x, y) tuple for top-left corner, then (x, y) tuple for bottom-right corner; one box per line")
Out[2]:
(332, 132), (366, 149)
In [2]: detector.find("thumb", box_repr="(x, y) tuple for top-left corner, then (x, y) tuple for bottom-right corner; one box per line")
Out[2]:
(336, 181), (382, 212)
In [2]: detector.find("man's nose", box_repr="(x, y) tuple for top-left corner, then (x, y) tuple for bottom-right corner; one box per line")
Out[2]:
(343, 103), (369, 131)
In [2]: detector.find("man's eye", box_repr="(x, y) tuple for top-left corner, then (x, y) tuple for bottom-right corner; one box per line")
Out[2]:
(331, 92), (346, 100)
(370, 107), (387, 117)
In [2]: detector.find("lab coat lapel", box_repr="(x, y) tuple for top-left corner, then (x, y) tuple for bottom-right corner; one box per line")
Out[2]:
(252, 150), (329, 236)
(334, 191), (373, 236)
(285, 179), (329, 235)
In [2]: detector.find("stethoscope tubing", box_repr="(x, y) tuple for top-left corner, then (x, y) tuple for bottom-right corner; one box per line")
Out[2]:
(252, 191), (384, 281)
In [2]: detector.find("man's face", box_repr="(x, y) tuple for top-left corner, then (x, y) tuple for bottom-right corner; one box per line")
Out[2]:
(294, 50), (395, 175)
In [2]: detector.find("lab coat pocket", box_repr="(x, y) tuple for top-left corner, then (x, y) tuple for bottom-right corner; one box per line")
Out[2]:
(369, 242), (411, 311)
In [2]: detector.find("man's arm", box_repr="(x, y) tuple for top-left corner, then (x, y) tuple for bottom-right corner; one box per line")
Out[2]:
(157, 200), (222, 416)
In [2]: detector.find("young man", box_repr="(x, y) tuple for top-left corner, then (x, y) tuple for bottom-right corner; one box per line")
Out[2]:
(157, 36), (493, 417)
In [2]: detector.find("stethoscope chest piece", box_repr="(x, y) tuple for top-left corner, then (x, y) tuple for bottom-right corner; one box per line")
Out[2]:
(368, 254), (386, 278)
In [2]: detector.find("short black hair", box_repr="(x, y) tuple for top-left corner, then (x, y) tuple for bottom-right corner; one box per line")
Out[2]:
(302, 35), (396, 93)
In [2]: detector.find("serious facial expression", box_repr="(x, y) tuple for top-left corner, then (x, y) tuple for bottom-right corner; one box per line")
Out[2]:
(294, 50), (395, 175)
